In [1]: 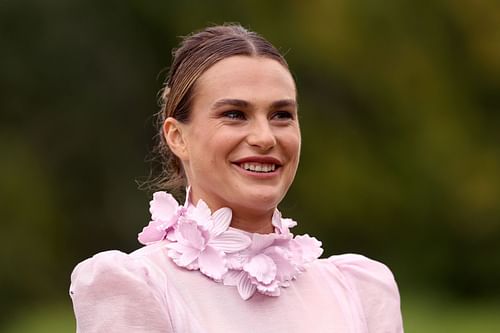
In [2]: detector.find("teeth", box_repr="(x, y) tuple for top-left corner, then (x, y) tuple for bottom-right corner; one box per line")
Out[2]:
(241, 163), (276, 173)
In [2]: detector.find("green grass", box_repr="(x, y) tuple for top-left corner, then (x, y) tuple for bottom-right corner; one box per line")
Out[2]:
(2, 303), (75, 333)
(2, 295), (499, 332)
(403, 293), (500, 333)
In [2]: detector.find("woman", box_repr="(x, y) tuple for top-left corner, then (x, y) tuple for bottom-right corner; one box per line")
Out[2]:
(70, 24), (403, 332)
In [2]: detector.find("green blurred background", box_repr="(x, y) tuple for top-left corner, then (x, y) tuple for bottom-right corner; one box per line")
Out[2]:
(1, 0), (499, 332)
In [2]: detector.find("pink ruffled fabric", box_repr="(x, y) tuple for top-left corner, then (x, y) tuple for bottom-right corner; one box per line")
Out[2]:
(138, 191), (324, 300)
(70, 249), (404, 332)
(71, 190), (404, 332)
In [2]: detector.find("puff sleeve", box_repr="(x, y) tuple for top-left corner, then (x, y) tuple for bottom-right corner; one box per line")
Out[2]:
(329, 254), (404, 333)
(70, 250), (172, 333)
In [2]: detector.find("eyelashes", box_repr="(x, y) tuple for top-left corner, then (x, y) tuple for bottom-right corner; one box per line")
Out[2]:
(221, 110), (295, 121)
(222, 110), (246, 120)
(272, 111), (294, 120)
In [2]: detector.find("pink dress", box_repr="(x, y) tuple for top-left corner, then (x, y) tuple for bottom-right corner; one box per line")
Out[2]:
(70, 192), (403, 332)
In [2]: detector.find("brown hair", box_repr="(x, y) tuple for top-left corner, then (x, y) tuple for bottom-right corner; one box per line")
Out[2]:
(149, 23), (290, 196)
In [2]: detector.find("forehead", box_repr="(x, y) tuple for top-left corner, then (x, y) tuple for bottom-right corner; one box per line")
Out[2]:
(193, 56), (296, 106)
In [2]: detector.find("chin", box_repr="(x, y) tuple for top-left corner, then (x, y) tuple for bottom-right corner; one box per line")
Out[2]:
(237, 189), (284, 211)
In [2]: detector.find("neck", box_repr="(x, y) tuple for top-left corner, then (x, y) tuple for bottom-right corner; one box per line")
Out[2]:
(187, 187), (276, 234)
(230, 209), (275, 234)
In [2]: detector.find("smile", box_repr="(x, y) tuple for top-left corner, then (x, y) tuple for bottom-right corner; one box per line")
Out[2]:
(240, 163), (276, 173)
(232, 156), (283, 176)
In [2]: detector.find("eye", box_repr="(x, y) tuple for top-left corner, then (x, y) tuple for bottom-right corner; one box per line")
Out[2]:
(222, 110), (246, 120)
(272, 111), (294, 120)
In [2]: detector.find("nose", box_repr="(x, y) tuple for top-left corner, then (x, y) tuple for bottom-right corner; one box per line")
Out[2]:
(246, 118), (277, 151)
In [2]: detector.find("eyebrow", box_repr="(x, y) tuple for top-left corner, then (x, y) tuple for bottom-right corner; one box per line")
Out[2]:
(270, 99), (297, 110)
(212, 99), (250, 110)
(211, 98), (297, 110)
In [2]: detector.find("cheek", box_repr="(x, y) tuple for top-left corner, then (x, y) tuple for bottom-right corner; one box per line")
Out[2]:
(190, 129), (241, 166)
(283, 129), (301, 162)
(211, 129), (245, 153)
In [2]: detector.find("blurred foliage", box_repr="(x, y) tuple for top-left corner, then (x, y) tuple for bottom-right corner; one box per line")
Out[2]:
(1, 0), (499, 330)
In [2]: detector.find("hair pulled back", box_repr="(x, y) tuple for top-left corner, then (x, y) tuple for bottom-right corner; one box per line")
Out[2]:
(151, 24), (289, 196)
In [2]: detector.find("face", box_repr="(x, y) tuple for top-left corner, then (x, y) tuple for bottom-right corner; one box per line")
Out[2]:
(166, 56), (301, 217)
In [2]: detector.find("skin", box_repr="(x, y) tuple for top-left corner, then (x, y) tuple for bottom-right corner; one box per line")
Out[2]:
(164, 56), (301, 234)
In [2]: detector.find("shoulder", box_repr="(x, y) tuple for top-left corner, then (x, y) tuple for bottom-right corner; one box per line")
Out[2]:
(326, 253), (397, 287)
(70, 244), (168, 295)
(70, 245), (173, 332)
(316, 253), (400, 303)
(71, 248), (149, 288)
(316, 254), (404, 333)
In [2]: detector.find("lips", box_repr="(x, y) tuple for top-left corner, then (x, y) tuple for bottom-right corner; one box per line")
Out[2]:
(232, 156), (282, 174)
(240, 162), (276, 173)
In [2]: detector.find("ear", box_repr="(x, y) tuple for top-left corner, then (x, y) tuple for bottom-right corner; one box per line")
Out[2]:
(163, 117), (189, 161)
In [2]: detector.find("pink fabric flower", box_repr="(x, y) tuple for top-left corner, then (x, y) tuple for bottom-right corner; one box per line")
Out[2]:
(290, 234), (324, 264)
(137, 190), (324, 301)
(224, 224), (323, 300)
(272, 210), (297, 235)
(166, 200), (251, 280)
(138, 192), (182, 245)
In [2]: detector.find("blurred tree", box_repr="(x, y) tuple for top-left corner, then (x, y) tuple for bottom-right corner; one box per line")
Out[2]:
(1, 0), (499, 329)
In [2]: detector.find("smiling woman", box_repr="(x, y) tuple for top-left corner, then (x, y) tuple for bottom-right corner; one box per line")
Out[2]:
(165, 56), (300, 234)
(69, 24), (404, 333)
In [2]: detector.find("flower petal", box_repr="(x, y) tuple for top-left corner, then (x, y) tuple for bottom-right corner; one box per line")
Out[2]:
(168, 248), (199, 270)
(222, 269), (242, 286)
(187, 199), (212, 228)
(150, 192), (179, 221)
(237, 273), (257, 300)
(210, 230), (251, 253)
(271, 210), (283, 229)
(198, 245), (227, 280)
(223, 270), (257, 300)
(211, 208), (232, 236)
(293, 234), (323, 262)
(177, 219), (206, 250)
(243, 254), (277, 284)
(271, 210), (298, 236)
(256, 280), (280, 296)
(281, 217), (297, 229)
(265, 246), (297, 282)
(226, 252), (247, 270)
(165, 229), (177, 241)
(249, 234), (276, 252)
(137, 220), (165, 245)
(167, 242), (200, 267)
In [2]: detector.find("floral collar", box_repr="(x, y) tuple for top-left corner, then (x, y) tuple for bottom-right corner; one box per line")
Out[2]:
(138, 190), (323, 300)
